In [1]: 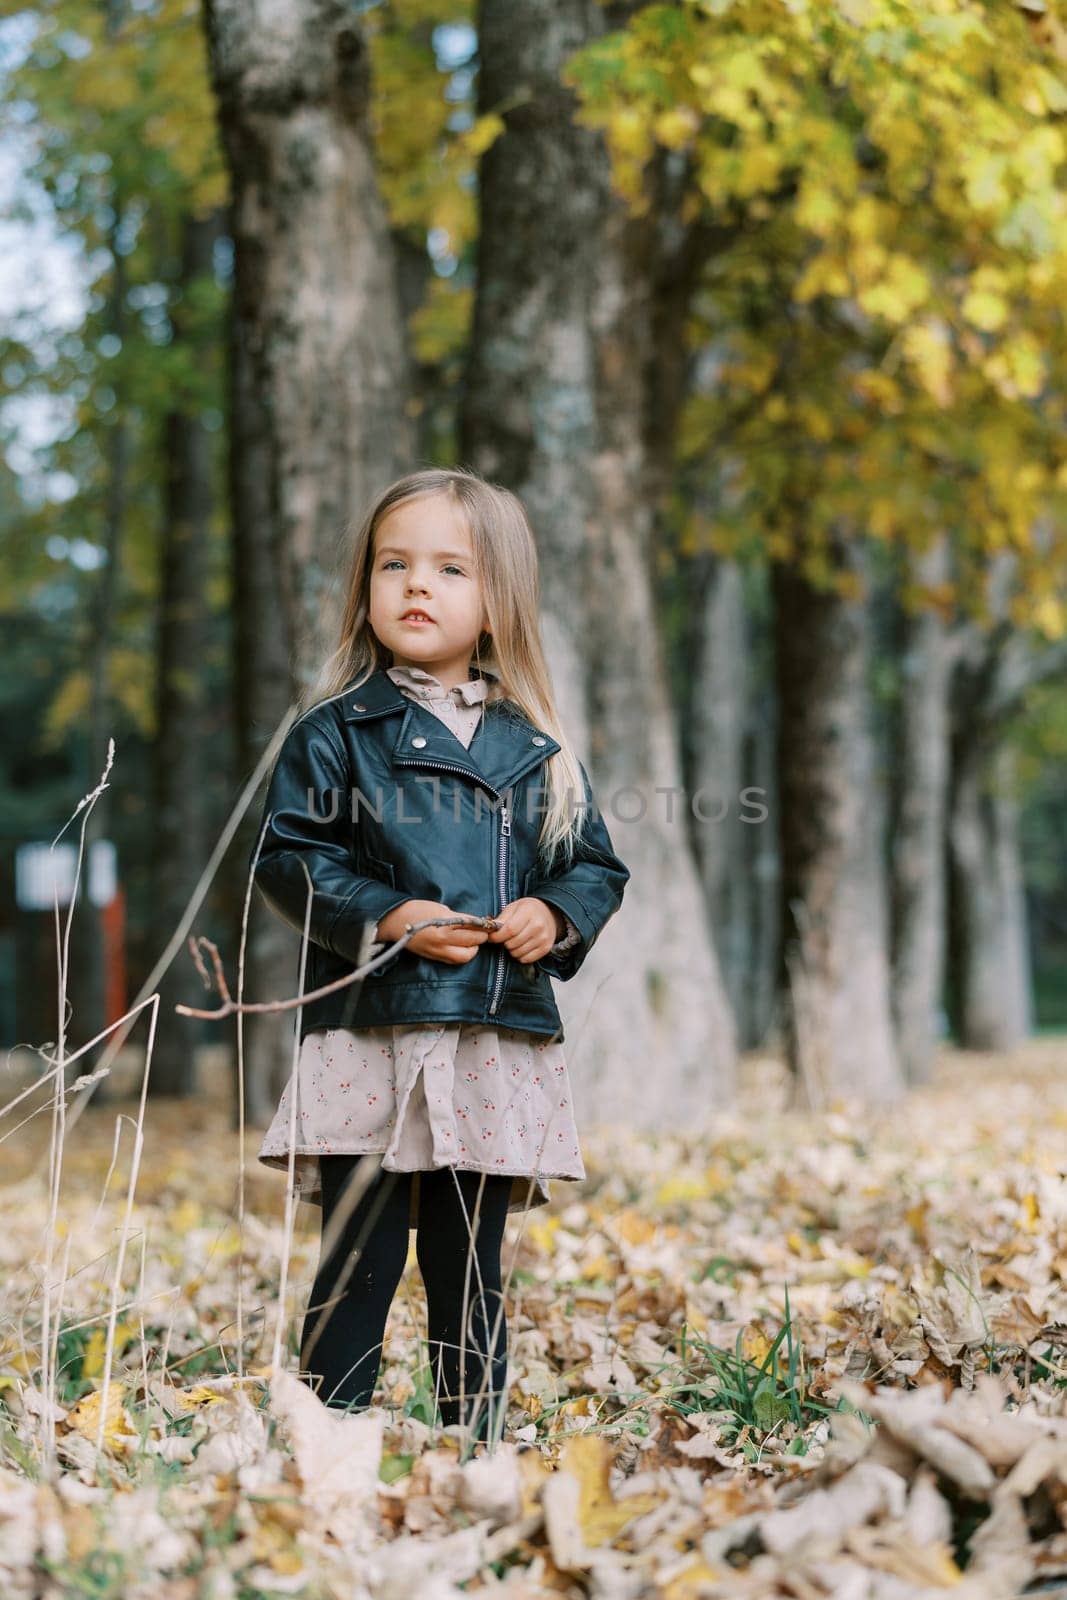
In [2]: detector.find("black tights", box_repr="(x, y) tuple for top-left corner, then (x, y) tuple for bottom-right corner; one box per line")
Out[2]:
(300, 1155), (515, 1442)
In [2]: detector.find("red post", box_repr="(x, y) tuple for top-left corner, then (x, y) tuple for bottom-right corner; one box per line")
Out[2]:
(101, 885), (127, 1027)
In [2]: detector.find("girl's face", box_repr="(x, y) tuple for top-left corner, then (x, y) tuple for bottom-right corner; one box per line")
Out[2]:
(368, 495), (490, 688)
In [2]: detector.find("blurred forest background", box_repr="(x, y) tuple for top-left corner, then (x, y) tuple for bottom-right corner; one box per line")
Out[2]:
(2, 0), (1067, 1127)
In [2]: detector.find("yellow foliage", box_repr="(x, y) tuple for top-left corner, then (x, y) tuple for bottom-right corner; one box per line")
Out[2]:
(984, 334), (1046, 400)
(746, 142), (789, 196)
(794, 250), (852, 300)
(607, 106), (655, 162)
(901, 322), (955, 406)
(654, 108), (700, 149)
(847, 194), (887, 244)
(796, 181), (841, 237)
(857, 254), (932, 323)
(461, 112), (506, 160)
(962, 288), (1010, 331)
(1033, 595), (1066, 640)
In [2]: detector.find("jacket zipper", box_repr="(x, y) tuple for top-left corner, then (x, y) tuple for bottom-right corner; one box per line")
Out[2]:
(488, 801), (511, 1015)
(389, 756), (512, 1015)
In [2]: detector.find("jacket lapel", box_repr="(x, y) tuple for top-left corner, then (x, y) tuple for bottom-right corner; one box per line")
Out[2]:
(340, 667), (561, 794)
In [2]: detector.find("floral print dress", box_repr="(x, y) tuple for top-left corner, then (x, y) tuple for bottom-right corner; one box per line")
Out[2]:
(257, 662), (586, 1220)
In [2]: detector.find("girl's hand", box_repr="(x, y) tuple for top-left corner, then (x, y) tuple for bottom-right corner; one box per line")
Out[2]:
(375, 900), (494, 964)
(484, 897), (564, 965)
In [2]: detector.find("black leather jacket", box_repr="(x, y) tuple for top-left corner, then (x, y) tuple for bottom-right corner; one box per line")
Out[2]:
(251, 667), (631, 1043)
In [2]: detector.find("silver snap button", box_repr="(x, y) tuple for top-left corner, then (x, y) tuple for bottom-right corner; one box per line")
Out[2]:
(532, 735), (546, 746)
(411, 735), (427, 748)
(351, 701), (366, 711)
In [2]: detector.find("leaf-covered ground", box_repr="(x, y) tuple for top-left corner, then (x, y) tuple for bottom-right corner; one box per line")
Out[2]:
(3, 1039), (1067, 1598)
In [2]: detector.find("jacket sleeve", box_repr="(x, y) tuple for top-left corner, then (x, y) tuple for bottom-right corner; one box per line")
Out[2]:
(524, 760), (630, 982)
(250, 713), (412, 966)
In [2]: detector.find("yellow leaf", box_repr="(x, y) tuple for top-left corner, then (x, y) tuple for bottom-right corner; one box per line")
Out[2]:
(579, 1254), (613, 1281)
(846, 194), (885, 243)
(962, 152), (1009, 210)
(683, 1302), (709, 1334)
(559, 1433), (663, 1547)
(787, 1229), (821, 1260)
(81, 1323), (137, 1381)
(664, 1559), (725, 1598)
(702, 1163), (732, 1196)
(907, 1201), (929, 1241)
(617, 1209), (657, 1245)
(1036, 66), (1067, 114)
(857, 254), (931, 323)
(962, 289), (1009, 331)
(66, 1384), (137, 1453)
(1033, 596), (1065, 639)
(655, 1175), (709, 1206)
(796, 180), (841, 236)
(461, 111), (505, 159)
(736, 143), (783, 196)
(171, 1198), (202, 1233)
(653, 108), (699, 149)
(528, 1216), (560, 1254)
(902, 323), (954, 406)
(607, 106), (654, 161)
(794, 250), (851, 301)
(741, 1326), (775, 1367)
(174, 1385), (230, 1411)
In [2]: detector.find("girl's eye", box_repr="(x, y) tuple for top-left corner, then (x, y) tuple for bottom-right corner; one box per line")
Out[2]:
(381, 559), (466, 575)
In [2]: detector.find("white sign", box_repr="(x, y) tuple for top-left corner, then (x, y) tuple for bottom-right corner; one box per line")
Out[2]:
(15, 840), (117, 910)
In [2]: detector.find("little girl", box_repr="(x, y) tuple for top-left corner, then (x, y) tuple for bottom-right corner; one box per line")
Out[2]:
(252, 466), (630, 1444)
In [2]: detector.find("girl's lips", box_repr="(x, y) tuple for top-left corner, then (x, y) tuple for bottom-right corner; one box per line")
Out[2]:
(400, 616), (435, 626)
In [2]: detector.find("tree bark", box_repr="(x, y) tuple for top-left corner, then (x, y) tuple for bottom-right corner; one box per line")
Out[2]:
(202, 0), (416, 682)
(685, 552), (777, 1050)
(888, 534), (953, 1083)
(149, 211), (223, 1097)
(945, 622), (1043, 1051)
(202, 0), (417, 1118)
(461, 0), (737, 1122)
(81, 212), (129, 1084)
(772, 533), (901, 1105)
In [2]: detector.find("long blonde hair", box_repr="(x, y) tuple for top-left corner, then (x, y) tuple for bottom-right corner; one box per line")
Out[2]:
(303, 467), (589, 870)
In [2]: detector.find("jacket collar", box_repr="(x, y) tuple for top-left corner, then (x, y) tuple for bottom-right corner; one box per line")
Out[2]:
(340, 666), (561, 794)
(384, 662), (490, 708)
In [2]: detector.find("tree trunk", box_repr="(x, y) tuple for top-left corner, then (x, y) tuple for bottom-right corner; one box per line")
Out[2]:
(772, 534), (901, 1105)
(685, 553), (776, 1050)
(202, 0), (416, 682)
(888, 534), (953, 1083)
(149, 211), (221, 1098)
(947, 739), (1033, 1050)
(82, 214), (129, 1084)
(745, 671), (781, 1049)
(942, 587), (1063, 1052)
(202, 0), (417, 1119)
(461, 0), (737, 1122)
